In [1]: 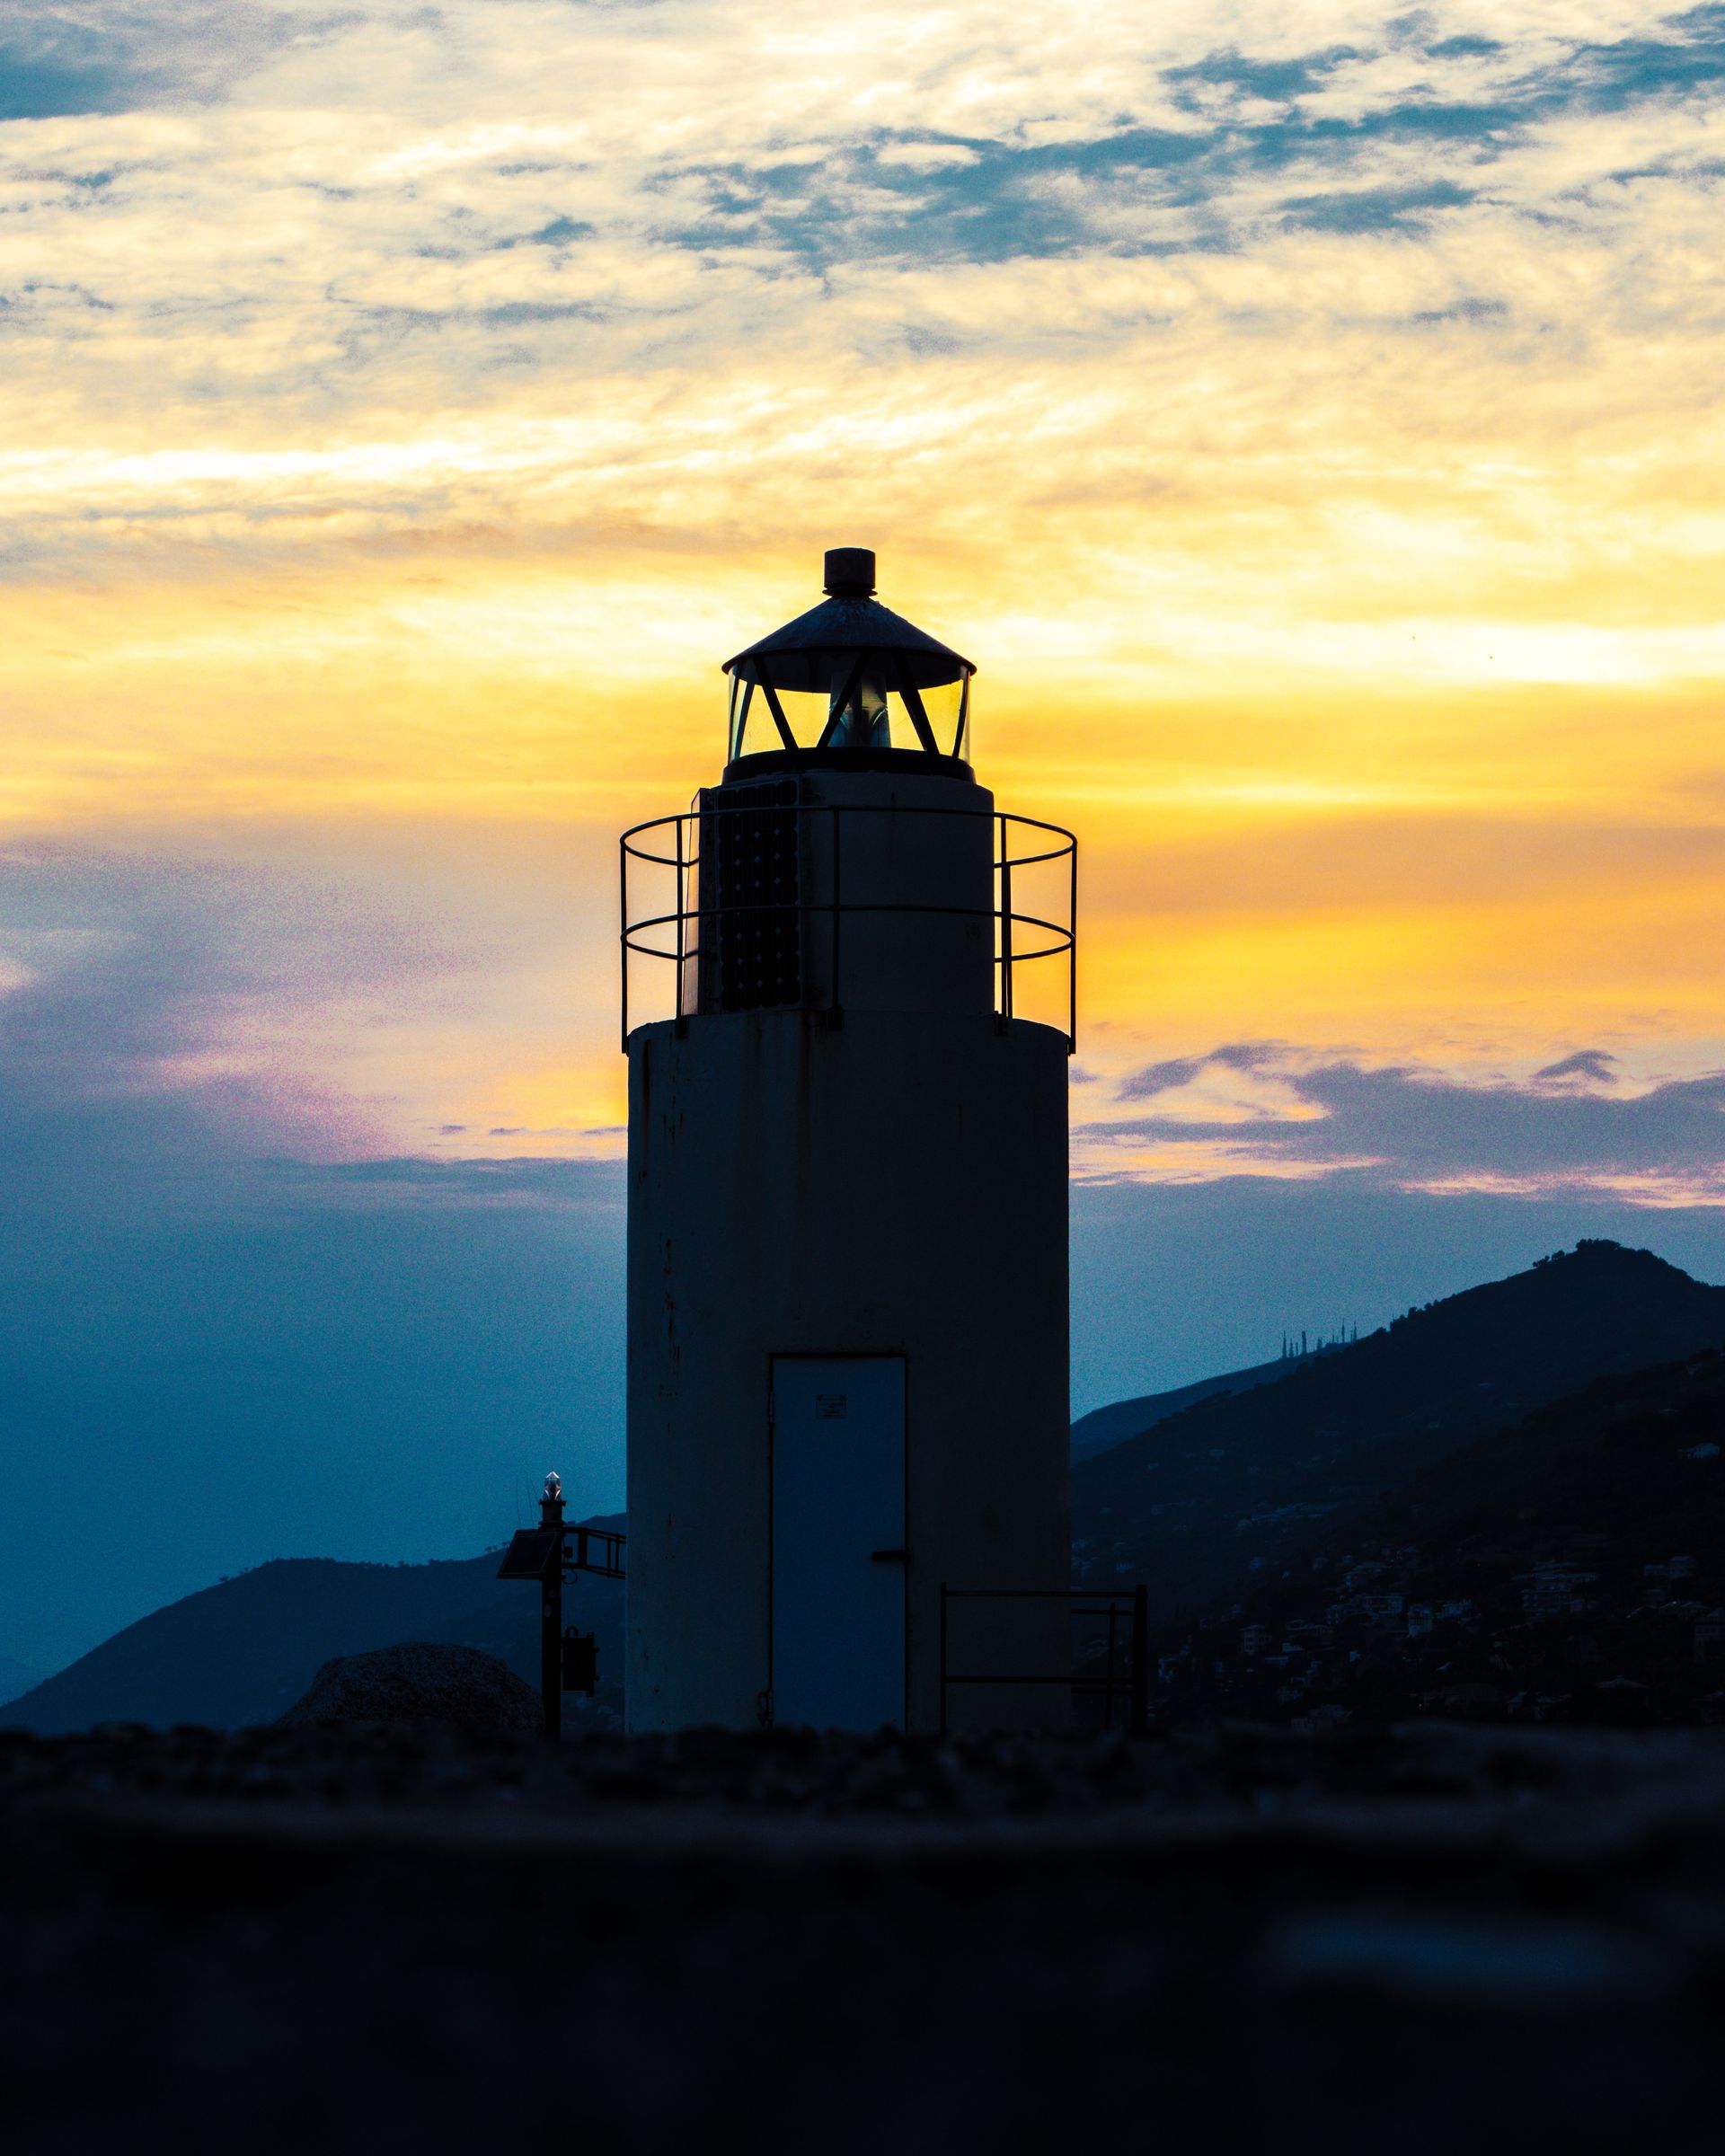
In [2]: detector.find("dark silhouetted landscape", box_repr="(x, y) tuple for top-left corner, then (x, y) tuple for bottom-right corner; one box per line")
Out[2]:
(1072, 1240), (1725, 1621)
(4, 1717), (1724, 2154)
(11, 1245), (1725, 1737)
(5, 1523), (624, 1736)
(6, 1250), (1725, 2156)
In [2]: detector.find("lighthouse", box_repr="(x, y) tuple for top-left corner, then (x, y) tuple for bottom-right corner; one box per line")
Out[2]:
(622, 549), (1074, 1732)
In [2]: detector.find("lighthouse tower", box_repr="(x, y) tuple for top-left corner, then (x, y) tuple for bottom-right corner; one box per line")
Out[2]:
(622, 549), (1074, 1732)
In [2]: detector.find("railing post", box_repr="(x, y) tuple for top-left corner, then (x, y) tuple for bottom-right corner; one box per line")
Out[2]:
(1131, 1584), (1149, 1735)
(674, 814), (686, 1020)
(999, 818), (1013, 1021)
(1068, 829), (1078, 1052)
(618, 838), (629, 1054)
(939, 1582), (949, 1736)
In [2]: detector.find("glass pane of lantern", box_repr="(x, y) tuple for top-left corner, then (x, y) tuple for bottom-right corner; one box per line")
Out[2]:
(728, 667), (972, 761)
(922, 676), (967, 759)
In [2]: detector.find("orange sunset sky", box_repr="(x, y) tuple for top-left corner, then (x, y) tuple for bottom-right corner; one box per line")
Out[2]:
(4, 0), (1722, 1187)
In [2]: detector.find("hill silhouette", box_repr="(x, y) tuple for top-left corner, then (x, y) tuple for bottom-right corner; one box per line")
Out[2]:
(1073, 1241), (1725, 1622)
(4, 1521), (624, 1735)
(1069, 1347), (1342, 1461)
(1156, 1347), (1725, 1726)
(13, 1241), (1721, 1735)
(0, 1657), (45, 1709)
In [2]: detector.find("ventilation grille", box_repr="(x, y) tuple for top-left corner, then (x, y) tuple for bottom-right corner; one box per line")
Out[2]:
(697, 778), (802, 1012)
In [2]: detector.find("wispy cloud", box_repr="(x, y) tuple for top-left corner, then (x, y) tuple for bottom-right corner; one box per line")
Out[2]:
(0, 825), (627, 1158)
(3, 3), (1722, 1152)
(3, 4), (1724, 584)
(1534, 1047), (1621, 1088)
(0, 4), (305, 119)
(1085, 1043), (1725, 1201)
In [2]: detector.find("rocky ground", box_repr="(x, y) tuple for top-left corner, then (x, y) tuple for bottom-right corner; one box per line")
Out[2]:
(4, 1719), (1724, 2152)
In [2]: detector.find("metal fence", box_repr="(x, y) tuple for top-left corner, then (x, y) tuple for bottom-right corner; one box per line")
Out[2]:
(619, 799), (1076, 1050)
(938, 1584), (1150, 1735)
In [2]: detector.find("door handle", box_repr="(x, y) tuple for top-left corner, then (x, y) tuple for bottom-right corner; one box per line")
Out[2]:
(871, 1549), (907, 1563)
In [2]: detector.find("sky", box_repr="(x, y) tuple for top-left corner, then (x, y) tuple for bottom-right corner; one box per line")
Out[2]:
(3, 2), (1725, 1668)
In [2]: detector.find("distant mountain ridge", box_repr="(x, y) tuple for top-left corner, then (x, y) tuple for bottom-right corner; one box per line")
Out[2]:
(1072, 1241), (1725, 1623)
(1071, 1346), (1345, 1461)
(4, 1517), (624, 1735)
(13, 1241), (1724, 1735)
(0, 1657), (46, 1710)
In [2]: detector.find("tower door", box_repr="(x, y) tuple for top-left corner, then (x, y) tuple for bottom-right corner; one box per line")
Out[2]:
(771, 1356), (907, 1730)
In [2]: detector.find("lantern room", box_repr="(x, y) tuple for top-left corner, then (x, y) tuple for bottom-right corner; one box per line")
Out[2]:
(723, 547), (974, 772)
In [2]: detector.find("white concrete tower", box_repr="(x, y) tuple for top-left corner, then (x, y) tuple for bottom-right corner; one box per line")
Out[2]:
(622, 548), (1074, 1732)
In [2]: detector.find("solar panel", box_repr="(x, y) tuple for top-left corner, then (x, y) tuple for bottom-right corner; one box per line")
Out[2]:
(495, 1529), (561, 1580)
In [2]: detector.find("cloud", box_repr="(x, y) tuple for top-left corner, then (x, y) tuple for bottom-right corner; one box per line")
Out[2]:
(0, 819), (629, 1149)
(0, 0), (1721, 768)
(1089, 1045), (1725, 1201)
(0, 4), (307, 118)
(1119, 1043), (1285, 1098)
(0, 852), (349, 1193)
(1534, 1048), (1621, 1087)
(1118, 1054), (1209, 1099)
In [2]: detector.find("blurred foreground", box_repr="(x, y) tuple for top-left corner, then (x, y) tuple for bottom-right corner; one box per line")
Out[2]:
(4, 1721), (1722, 2152)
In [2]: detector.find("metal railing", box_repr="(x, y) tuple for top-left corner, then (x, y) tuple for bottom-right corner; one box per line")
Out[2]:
(938, 1584), (1150, 1735)
(619, 800), (1076, 1051)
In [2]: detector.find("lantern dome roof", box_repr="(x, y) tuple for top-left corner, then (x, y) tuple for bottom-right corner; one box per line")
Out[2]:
(723, 551), (974, 694)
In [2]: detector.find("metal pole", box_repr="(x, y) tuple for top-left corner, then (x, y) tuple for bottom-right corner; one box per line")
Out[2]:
(541, 1567), (562, 1740)
(1131, 1584), (1149, 1736)
(1103, 1601), (1118, 1732)
(831, 804), (842, 1016)
(539, 1477), (566, 1741)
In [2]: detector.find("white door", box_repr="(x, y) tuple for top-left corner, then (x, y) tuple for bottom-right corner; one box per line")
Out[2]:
(771, 1356), (907, 1730)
